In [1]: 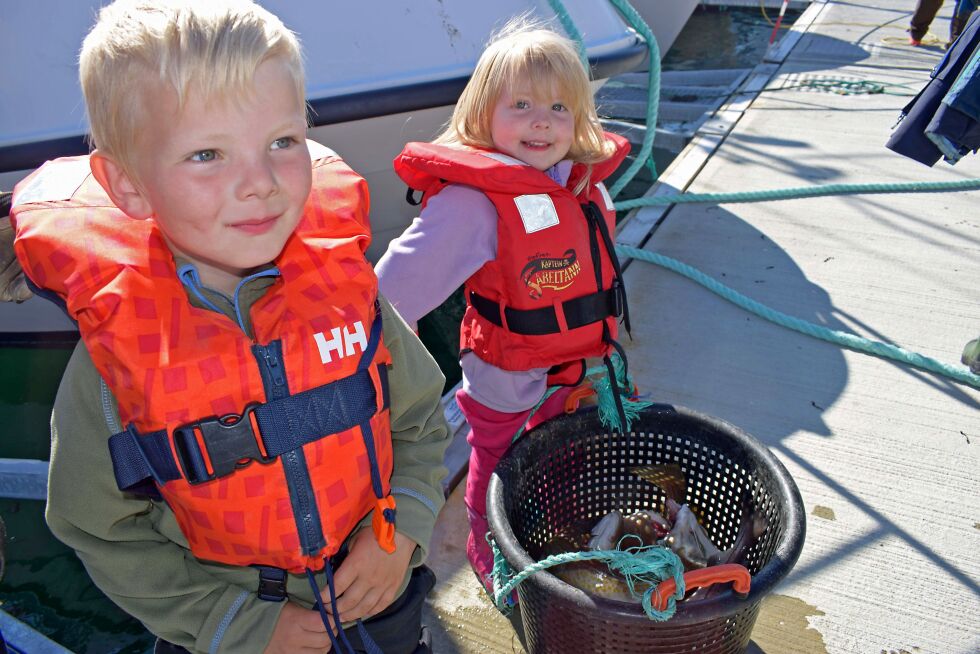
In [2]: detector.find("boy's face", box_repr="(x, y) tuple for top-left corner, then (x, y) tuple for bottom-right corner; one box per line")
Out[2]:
(489, 73), (574, 171)
(125, 57), (311, 295)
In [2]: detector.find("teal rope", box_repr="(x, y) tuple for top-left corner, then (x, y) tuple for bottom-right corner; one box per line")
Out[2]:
(591, 352), (653, 432)
(546, 0), (589, 70)
(489, 536), (686, 621)
(606, 0), (661, 198)
(512, 385), (560, 442)
(615, 244), (980, 390)
(613, 177), (980, 211)
(550, 0), (662, 195)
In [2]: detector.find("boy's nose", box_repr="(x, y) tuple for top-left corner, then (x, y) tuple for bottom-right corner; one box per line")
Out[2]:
(238, 157), (278, 199)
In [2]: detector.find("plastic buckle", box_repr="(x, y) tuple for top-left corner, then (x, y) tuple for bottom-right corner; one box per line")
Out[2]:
(255, 565), (288, 602)
(610, 280), (625, 318)
(173, 404), (273, 485)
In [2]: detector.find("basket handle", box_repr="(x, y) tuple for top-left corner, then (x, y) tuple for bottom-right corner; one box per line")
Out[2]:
(563, 383), (595, 413)
(651, 563), (751, 611)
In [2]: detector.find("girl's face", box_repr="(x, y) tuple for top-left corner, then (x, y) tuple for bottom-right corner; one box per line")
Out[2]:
(489, 73), (574, 171)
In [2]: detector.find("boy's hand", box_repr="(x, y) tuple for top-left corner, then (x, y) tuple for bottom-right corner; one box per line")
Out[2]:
(263, 601), (336, 654)
(329, 528), (417, 624)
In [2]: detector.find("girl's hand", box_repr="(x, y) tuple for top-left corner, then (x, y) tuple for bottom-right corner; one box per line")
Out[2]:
(327, 528), (417, 624)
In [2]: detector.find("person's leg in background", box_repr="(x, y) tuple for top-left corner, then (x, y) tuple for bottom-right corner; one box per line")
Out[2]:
(949, 0), (978, 45)
(910, 0), (945, 44)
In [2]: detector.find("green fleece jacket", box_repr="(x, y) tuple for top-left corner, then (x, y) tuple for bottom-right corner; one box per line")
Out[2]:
(44, 278), (450, 654)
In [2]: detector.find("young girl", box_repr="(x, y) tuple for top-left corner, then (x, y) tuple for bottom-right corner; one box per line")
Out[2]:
(376, 22), (631, 591)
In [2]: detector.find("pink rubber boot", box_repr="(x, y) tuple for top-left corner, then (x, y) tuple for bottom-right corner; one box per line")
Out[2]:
(457, 386), (576, 593)
(456, 390), (528, 592)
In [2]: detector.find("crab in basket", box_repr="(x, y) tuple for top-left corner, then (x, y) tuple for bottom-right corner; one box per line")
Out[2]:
(542, 464), (766, 605)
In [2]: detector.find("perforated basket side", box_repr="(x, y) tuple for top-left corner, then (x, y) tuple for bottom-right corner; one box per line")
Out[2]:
(487, 405), (806, 652)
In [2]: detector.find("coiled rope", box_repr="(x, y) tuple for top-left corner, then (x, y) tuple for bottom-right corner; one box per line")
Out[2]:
(489, 536), (686, 621)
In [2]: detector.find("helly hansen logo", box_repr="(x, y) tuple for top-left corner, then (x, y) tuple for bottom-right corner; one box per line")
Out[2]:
(313, 321), (367, 363)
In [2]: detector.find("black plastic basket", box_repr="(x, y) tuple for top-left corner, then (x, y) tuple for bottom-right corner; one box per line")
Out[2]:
(487, 404), (805, 654)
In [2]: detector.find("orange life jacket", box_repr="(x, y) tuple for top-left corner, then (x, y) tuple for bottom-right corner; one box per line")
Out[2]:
(393, 134), (630, 375)
(12, 149), (396, 573)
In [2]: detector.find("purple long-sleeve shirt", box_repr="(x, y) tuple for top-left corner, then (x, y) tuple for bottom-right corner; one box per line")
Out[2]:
(376, 161), (572, 412)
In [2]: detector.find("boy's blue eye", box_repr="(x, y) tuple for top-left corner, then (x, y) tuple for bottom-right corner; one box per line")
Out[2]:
(271, 137), (294, 150)
(190, 150), (217, 162)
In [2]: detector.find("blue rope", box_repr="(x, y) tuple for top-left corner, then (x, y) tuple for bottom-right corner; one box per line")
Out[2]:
(512, 385), (560, 442)
(548, 0), (661, 195)
(546, 0), (589, 70)
(489, 536), (686, 621)
(613, 178), (980, 211)
(616, 244), (980, 390)
(605, 0), (662, 198)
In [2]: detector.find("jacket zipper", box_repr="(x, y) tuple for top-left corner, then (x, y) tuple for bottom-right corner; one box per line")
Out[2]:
(253, 340), (327, 556)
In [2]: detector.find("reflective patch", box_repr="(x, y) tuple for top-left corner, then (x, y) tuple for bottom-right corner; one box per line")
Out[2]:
(597, 182), (615, 212)
(13, 158), (92, 207)
(477, 151), (527, 167)
(514, 194), (559, 233)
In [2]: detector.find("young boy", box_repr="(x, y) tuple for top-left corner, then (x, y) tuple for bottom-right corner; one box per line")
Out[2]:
(9, 1), (449, 652)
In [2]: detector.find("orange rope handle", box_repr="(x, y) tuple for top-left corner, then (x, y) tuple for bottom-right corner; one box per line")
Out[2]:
(651, 563), (751, 611)
(564, 383), (595, 413)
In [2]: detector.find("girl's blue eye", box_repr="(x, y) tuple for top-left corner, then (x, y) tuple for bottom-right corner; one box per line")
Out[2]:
(515, 100), (529, 109)
(552, 103), (567, 112)
(190, 150), (217, 162)
(271, 137), (294, 150)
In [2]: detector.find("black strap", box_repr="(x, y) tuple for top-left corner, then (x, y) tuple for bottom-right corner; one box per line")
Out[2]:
(405, 187), (422, 206)
(109, 313), (390, 489)
(469, 288), (621, 336)
(583, 201), (631, 337)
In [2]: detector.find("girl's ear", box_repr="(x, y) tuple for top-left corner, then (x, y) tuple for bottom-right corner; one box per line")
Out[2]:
(89, 151), (153, 219)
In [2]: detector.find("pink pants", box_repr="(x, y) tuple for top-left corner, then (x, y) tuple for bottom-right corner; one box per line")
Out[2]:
(456, 386), (574, 587)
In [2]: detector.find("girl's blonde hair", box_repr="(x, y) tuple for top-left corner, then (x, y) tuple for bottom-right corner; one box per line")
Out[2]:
(79, 0), (304, 178)
(436, 19), (614, 168)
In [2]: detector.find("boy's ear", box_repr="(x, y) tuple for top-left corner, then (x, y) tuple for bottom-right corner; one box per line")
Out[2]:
(89, 151), (153, 219)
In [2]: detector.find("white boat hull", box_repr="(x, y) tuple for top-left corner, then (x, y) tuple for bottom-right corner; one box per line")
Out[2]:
(0, 0), (696, 335)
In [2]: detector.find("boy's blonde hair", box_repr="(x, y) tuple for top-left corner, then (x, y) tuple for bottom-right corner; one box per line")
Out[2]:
(79, 0), (304, 176)
(437, 19), (614, 166)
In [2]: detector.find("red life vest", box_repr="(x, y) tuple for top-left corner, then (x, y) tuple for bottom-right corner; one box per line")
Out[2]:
(393, 133), (630, 374)
(12, 149), (396, 573)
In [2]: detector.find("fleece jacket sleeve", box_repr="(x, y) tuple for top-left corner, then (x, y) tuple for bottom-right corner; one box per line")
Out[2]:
(355, 296), (450, 563)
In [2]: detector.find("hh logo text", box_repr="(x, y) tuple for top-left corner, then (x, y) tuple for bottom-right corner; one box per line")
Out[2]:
(313, 321), (366, 363)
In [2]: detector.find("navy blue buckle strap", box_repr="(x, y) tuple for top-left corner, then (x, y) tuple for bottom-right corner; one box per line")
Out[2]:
(111, 369), (381, 488)
(108, 424), (182, 489)
(108, 304), (388, 490)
